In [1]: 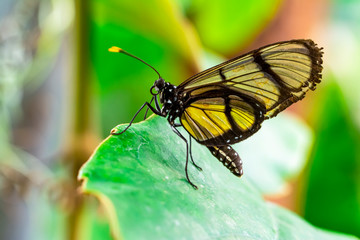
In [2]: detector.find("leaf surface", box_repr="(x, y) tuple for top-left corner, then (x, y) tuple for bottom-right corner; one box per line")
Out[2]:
(79, 116), (358, 240)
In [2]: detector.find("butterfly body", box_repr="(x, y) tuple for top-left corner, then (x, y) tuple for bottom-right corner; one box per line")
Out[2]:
(149, 77), (250, 178)
(110, 39), (323, 189)
(158, 82), (183, 125)
(208, 145), (243, 176)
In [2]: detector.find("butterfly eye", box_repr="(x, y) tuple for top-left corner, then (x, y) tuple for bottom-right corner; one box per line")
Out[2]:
(154, 78), (165, 90)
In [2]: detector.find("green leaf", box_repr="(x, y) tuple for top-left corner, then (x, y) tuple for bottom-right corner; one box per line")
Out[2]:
(268, 203), (358, 240)
(79, 116), (357, 240)
(239, 113), (313, 194)
(303, 80), (360, 237)
(182, 0), (283, 55)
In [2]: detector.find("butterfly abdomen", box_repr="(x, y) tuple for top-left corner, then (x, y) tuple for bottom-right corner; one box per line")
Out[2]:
(207, 145), (243, 177)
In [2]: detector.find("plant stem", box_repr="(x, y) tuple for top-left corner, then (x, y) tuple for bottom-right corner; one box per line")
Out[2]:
(66, 0), (94, 239)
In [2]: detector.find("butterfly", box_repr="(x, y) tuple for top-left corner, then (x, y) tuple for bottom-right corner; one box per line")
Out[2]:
(109, 39), (323, 189)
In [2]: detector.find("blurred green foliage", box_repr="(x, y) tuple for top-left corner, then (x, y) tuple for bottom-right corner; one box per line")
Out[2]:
(304, 80), (360, 236)
(301, 0), (360, 237)
(179, 0), (282, 55)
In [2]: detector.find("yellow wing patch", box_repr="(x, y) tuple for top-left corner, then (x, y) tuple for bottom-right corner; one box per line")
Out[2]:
(229, 97), (256, 131)
(180, 96), (261, 145)
(181, 98), (230, 142)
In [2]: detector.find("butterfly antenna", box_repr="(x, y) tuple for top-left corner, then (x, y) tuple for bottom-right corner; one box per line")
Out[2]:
(109, 46), (162, 79)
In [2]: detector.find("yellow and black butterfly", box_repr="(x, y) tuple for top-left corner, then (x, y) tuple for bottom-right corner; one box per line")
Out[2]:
(109, 39), (323, 189)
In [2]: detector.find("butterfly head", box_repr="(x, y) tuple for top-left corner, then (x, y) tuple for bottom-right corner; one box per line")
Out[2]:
(150, 77), (166, 98)
(154, 77), (165, 92)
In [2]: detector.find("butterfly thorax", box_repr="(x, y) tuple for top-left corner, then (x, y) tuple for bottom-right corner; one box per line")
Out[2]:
(157, 82), (184, 125)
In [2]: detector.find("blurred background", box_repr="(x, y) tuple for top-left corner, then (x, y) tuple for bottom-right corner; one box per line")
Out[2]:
(0, 0), (359, 239)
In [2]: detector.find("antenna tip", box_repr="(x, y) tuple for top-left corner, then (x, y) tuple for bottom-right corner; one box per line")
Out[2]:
(108, 46), (123, 53)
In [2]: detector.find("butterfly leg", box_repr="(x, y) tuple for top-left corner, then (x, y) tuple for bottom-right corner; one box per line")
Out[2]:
(170, 125), (198, 190)
(111, 101), (162, 135)
(172, 124), (202, 171)
(143, 96), (154, 120)
(188, 136), (202, 171)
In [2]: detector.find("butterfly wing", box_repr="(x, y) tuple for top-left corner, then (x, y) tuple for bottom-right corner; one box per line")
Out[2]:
(178, 39), (323, 146)
(178, 39), (323, 118)
(180, 91), (265, 146)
